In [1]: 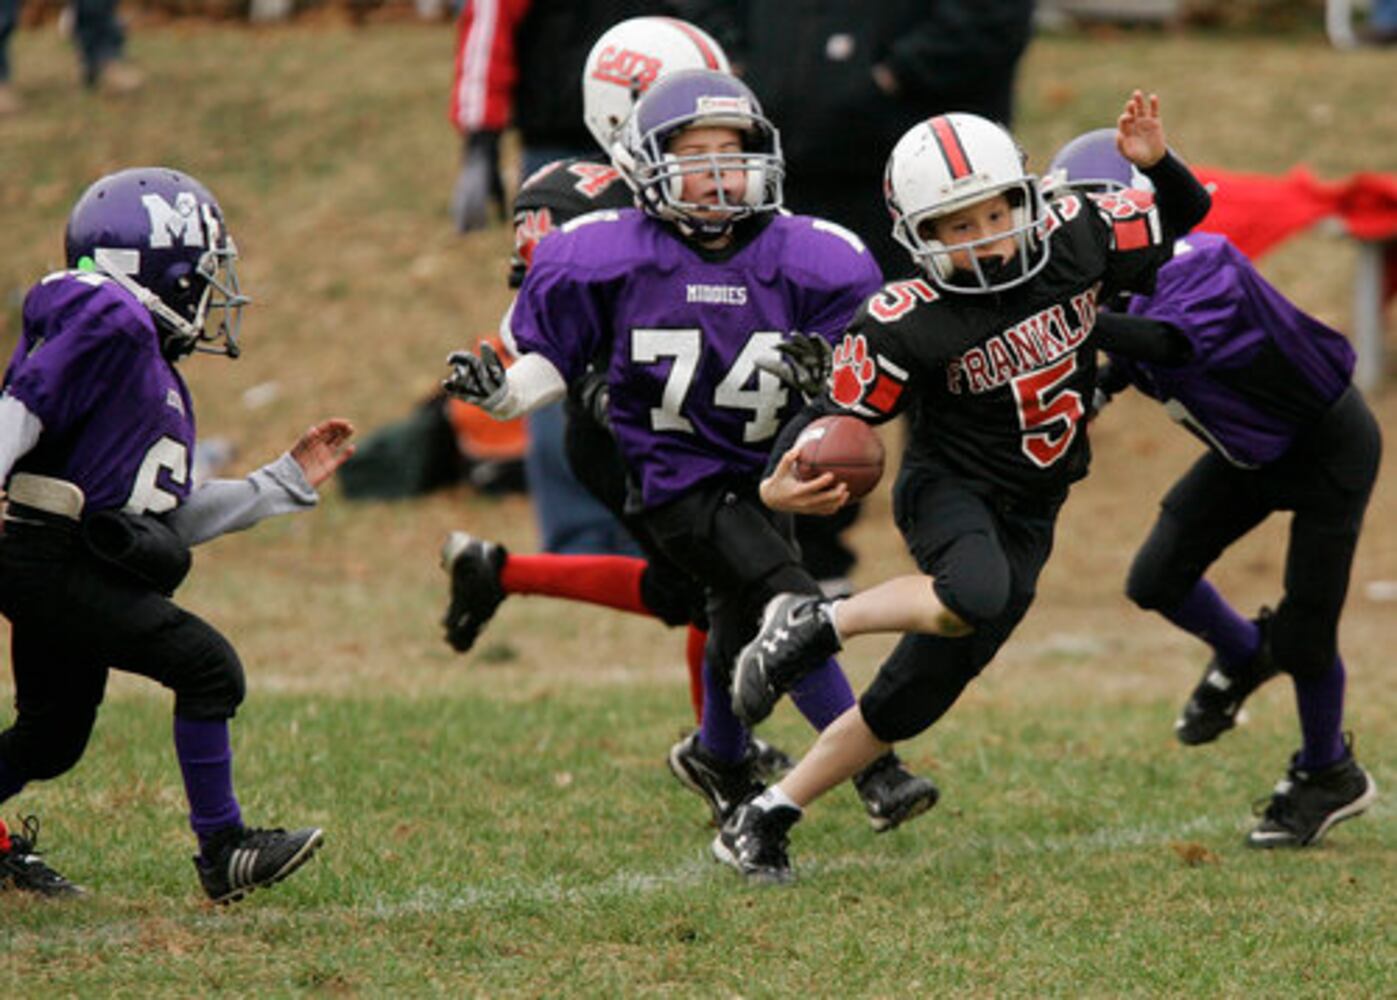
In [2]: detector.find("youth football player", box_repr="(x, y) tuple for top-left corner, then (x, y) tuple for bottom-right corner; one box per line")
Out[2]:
(0, 168), (355, 901)
(718, 92), (1212, 882)
(1048, 129), (1379, 848)
(444, 68), (938, 836)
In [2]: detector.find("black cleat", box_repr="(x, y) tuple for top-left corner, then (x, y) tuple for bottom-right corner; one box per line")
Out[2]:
(668, 732), (765, 826)
(1175, 608), (1279, 746)
(0, 816), (83, 898)
(732, 594), (841, 727)
(1247, 747), (1377, 848)
(852, 752), (940, 833)
(712, 801), (801, 885)
(195, 825), (323, 904)
(749, 736), (795, 783)
(440, 532), (507, 653)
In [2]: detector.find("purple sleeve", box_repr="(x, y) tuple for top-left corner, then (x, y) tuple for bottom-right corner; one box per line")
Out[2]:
(10, 281), (144, 434)
(507, 258), (609, 384)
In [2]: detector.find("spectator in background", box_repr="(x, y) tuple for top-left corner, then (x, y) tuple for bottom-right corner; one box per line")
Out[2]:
(671, 0), (1036, 590)
(448, 0), (660, 555)
(0, 0), (143, 115)
(1363, 0), (1397, 44)
(674, 0), (1036, 278)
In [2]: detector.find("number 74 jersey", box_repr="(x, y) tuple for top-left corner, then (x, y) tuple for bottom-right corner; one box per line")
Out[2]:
(829, 191), (1172, 500)
(508, 209), (883, 510)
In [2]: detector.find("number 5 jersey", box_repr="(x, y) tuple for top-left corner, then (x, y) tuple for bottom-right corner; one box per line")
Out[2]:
(829, 190), (1174, 501)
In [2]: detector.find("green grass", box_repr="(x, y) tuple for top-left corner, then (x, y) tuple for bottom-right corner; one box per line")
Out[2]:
(4, 690), (1393, 994)
(1, 18), (1395, 997)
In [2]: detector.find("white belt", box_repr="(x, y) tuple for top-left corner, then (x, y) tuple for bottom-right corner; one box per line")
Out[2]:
(5, 473), (85, 520)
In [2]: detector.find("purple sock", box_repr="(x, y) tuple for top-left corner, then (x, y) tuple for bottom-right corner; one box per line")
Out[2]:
(1160, 580), (1260, 671)
(788, 657), (857, 731)
(1293, 657), (1348, 770)
(173, 716), (243, 851)
(0, 753), (26, 803)
(699, 657), (749, 764)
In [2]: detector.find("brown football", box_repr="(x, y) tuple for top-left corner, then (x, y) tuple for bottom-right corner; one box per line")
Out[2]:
(793, 415), (885, 500)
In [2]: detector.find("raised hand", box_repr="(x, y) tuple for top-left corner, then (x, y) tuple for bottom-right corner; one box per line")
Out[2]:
(1117, 90), (1167, 169)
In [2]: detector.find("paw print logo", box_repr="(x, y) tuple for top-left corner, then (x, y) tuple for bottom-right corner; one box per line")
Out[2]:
(830, 333), (876, 407)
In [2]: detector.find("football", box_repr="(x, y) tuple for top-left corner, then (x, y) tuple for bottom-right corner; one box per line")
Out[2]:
(793, 415), (885, 499)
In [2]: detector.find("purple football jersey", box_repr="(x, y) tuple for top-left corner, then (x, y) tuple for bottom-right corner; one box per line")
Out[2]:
(1119, 233), (1354, 467)
(510, 211), (882, 508)
(5, 271), (197, 513)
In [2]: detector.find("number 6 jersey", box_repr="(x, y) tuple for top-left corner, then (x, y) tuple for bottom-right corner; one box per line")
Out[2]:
(829, 191), (1172, 501)
(5, 272), (196, 514)
(507, 210), (882, 510)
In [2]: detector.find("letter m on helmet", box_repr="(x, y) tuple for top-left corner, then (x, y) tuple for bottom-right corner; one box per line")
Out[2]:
(142, 191), (206, 249)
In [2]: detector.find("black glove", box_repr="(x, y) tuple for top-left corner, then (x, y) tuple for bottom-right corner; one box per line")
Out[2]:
(755, 333), (833, 399)
(444, 341), (508, 412)
(574, 369), (612, 431)
(450, 131), (505, 233)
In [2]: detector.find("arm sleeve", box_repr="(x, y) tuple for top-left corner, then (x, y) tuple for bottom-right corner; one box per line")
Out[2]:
(165, 452), (319, 547)
(1143, 151), (1212, 239)
(1093, 312), (1193, 367)
(491, 351), (567, 420)
(0, 394), (43, 487)
(449, 0), (529, 134)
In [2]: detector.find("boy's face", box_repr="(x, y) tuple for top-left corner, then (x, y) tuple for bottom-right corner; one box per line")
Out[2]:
(667, 125), (748, 220)
(923, 193), (1017, 273)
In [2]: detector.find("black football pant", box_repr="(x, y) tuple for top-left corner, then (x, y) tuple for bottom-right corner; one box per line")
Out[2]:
(860, 464), (1061, 743)
(563, 403), (708, 629)
(639, 481), (822, 689)
(1126, 385), (1381, 680)
(0, 523), (244, 785)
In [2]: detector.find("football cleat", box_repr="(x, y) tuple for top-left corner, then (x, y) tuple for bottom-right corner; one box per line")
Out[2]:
(852, 752), (940, 833)
(440, 531), (508, 654)
(668, 732), (766, 826)
(1247, 746), (1377, 849)
(0, 816), (84, 898)
(195, 825), (323, 904)
(732, 594), (841, 727)
(749, 736), (795, 783)
(1175, 608), (1279, 746)
(711, 801), (801, 885)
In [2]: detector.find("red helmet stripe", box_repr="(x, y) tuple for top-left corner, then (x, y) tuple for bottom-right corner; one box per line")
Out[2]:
(929, 116), (973, 180)
(661, 17), (722, 69)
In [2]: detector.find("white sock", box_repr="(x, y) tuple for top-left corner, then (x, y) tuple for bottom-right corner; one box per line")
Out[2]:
(753, 785), (801, 814)
(826, 598), (846, 644)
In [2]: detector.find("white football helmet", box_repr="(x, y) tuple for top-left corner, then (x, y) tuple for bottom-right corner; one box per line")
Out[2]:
(581, 16), (731, 153)
(885, 113), (1050, 294)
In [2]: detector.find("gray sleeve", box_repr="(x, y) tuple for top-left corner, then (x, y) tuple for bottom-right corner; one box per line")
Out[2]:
(166, 451), (319, 546)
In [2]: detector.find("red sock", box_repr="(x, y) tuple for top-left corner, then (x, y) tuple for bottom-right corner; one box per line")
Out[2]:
(687, 625), (707, 724)
(499, 553), (650, 616)
(0, 818), (10, 853)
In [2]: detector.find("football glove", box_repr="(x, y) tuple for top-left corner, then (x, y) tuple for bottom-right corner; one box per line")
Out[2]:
(754, 333), (833, 400)
(573, 369), (612, 431)
(444, 342), (508, 413)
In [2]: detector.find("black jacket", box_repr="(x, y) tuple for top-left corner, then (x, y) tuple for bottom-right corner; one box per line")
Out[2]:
(675, 0), (1035, 179)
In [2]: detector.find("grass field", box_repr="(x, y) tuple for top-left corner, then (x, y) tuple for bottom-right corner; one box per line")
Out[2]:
(2, 17), (1396, 996)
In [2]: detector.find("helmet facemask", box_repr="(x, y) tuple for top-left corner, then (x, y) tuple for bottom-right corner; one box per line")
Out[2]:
(895, 180), (1049, 294)
(613, 70), (785, 241)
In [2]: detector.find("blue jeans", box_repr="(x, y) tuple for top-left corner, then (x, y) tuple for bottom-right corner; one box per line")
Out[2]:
(518, 143), (640, 556)
(0, 0), (126, 85)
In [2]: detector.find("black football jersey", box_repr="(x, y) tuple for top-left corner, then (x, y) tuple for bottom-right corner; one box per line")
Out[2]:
(508, 154), (635, 287)
(826, 191), (1170, 500)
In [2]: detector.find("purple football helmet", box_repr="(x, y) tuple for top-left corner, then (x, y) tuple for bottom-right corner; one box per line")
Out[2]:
(64, 167), (248, 359)
(1044, 128), (1154, 198)
(611, 68), (783, 238)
